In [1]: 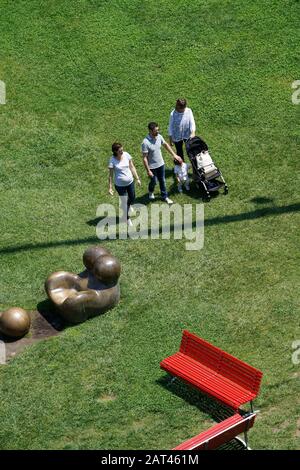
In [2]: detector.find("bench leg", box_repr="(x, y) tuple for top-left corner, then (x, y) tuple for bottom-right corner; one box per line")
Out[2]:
(235, 435), (251, 450)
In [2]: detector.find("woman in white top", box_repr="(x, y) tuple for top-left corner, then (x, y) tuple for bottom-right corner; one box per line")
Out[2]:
(108, 142), (141, 224)
(168, 98), (196, 164)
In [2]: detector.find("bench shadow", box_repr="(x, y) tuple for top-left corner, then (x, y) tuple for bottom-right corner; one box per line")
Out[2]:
(157, 376), (249, 450)
(217, 439), (246, 450)
(157, 375), (235, 423)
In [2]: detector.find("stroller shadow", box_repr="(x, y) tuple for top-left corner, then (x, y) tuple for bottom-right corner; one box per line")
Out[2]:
(250, 196), (274, 205)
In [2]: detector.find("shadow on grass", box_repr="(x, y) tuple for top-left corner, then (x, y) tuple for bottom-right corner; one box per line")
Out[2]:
(0, 202), (299, 255)
(250, 197), (275, 205)
(157, 375), (235, 423)
(157, 376), (249, 450)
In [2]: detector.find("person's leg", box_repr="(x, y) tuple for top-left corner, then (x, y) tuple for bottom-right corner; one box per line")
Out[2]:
(126, 181), (135, 213)
(155, 165), (168, 200)
(148, 170), (157, 195)
(115, 184), (129, 220)
(184, 177), (190, 190)
(174, 140), (185, 163)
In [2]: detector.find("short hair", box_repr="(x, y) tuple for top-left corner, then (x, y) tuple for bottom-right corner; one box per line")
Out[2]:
(176, 98), (187, 108)
(112, 142), (122, 156)
(148, 122), (159, 131)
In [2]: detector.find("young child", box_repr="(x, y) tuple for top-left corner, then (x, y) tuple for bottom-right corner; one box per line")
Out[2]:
(174, 161), (190, 192)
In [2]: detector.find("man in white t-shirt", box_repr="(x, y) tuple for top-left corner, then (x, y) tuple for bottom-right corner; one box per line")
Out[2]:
(141, 121), (182, 204)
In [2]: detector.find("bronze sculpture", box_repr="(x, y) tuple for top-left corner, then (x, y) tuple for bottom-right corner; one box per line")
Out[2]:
(45, 246), (121, 324)
(0, 307), (31, 338)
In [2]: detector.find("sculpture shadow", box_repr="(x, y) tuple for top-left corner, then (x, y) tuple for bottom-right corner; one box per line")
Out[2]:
(0, 303), (64, 363)
(37, 299), (66, 332)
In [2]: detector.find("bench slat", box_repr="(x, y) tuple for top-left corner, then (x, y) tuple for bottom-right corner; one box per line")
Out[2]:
(173, 413), (256, 450)
(161, 353), (255, 408)
(180, 331), (262, 394)
(161, 331), (263, 409)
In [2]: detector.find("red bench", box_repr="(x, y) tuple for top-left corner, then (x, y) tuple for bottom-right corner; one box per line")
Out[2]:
(173, 412), (256, 450)
(160, 330), (263, 410)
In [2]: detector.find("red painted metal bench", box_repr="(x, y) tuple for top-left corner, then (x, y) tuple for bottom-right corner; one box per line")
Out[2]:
(160, 330), (263, 411)
(173, 412), (256, 450)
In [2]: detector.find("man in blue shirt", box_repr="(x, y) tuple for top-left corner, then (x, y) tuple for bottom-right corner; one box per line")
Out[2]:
(142, 122), (182, 204)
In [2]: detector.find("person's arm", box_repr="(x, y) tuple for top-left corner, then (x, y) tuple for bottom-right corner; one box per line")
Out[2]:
(129, 159), (141, 185)
(108, 167), (114, 195)
(142, 152), (153, 178)
(189, 109), (196, 138)
(162, 141), (182, 164)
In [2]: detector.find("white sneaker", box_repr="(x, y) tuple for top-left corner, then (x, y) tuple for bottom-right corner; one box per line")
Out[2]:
(127, 218), (133, 226)
(165, 197), (173, 205)
(149, 192), (155, 200)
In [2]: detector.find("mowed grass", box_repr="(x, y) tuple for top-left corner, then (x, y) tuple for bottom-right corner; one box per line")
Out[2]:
(0, 0), (299, 450)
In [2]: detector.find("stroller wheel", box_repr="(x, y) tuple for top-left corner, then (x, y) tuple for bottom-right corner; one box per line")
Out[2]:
(224, 186), (229, 195)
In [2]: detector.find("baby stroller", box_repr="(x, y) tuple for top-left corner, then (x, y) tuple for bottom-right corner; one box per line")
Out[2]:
(185, 136), (228, 201)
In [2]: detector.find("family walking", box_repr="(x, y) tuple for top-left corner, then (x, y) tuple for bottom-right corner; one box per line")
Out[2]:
(108, 98), (196, 224)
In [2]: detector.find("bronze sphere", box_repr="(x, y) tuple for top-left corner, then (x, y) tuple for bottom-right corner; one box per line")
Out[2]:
(83, 246), (110, 271)
(93, 255), (121, 285)
(0, 307), (31, 338)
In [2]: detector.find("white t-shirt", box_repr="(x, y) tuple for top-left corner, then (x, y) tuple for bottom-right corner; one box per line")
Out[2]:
(108, 152), (133, 187)
(174, 162), (190, 181)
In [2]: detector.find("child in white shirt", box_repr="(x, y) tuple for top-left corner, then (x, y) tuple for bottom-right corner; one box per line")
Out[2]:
(174, 161), (190, 192)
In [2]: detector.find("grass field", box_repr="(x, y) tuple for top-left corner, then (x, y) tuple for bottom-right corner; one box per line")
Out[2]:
(0, 0), (299, 450)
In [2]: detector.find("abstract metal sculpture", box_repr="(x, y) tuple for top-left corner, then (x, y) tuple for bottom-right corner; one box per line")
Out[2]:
(45, 246), (121, 324)
(0, 307), (31, 338)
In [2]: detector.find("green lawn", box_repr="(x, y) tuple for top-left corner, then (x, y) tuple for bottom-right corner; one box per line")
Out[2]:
(0, 0), (299, 450)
